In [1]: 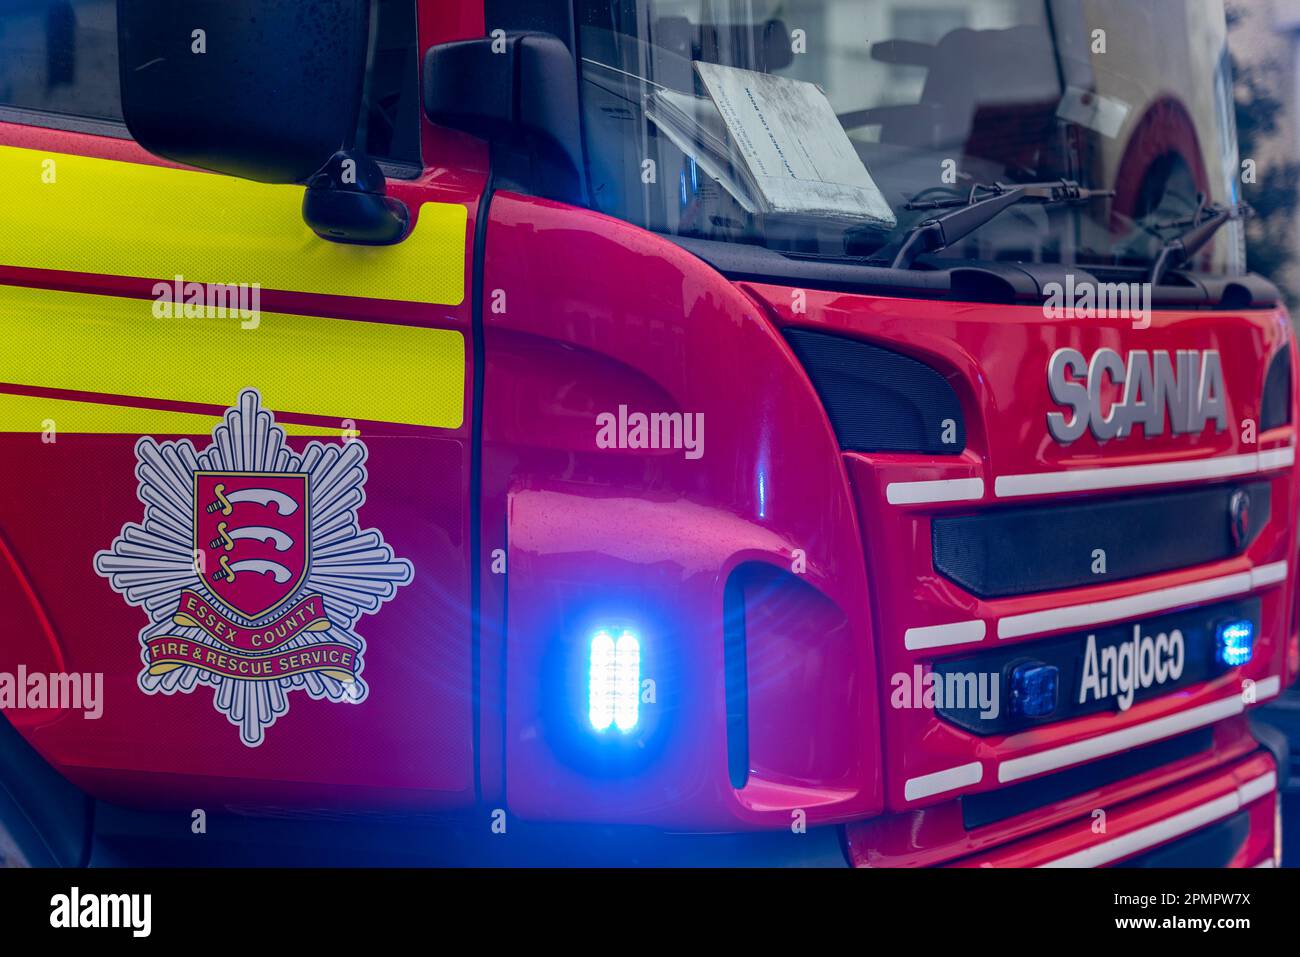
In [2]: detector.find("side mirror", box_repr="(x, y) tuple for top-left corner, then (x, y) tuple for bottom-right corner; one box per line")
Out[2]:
(116, 0), (409, 244)
(424, 33), (587, 206)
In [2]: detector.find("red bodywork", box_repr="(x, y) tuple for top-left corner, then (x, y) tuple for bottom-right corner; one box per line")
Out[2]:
(0, 1), (1293, 866)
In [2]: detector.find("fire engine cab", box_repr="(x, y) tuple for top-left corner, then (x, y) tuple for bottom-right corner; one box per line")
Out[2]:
(0, 0), (1293, 867)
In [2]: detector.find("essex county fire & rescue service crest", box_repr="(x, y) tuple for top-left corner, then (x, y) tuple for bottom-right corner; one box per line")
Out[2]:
(94, 389), (413, 746)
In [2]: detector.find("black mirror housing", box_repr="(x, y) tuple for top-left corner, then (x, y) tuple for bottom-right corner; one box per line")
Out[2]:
(117, 0), (371, 185)
(424, 33), (587, 206)
(302, 150), (411, 245)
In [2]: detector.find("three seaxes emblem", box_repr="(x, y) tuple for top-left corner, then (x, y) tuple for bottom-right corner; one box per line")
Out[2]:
(95, 389), (413, 746)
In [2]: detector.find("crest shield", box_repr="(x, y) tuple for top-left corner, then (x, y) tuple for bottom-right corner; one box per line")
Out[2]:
(194, 472), (309, 621)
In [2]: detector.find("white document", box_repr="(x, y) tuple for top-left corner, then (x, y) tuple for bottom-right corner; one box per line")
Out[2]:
(693, 62), (896, 225)
(644, 88), (760, 212)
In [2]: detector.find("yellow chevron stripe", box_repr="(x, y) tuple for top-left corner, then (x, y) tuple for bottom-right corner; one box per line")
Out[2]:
(0, 284), (465, 428)
(0, 145), (466, 305)
(0, 392), (347, 436)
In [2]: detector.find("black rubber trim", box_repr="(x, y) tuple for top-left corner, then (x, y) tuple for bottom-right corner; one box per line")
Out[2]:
(962, 728), (1213, 830)
(1261, 347), (1293, 432)
(933, 482), (1270, 599)
(0, 707), (92, 866)
(722, 573), (750, 790)
(784, 327), (965, 454)
(87, 801), (849, 865)
(1253, 692), (1300, 792)
(669, 234), (1282, 309)
(1250, 717), (1290, 790)
(0, 105), (129, 139)
(469, 168), (496, 801)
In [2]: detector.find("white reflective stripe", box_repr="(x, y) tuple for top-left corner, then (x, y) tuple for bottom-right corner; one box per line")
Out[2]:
(1255, 675), (1282, 701)
(886, 477), (984, 505)
(999, 682), (1282, 784)
(919, 563), (1286, 649)
(904, 761), (983, 801)
(1000, 695), (1243, 783)
(1040, 794), (1239, 868)
(997, 570), (1256, 640)
(892, 446), (1291, 504)
(1252, 561), (1289, 587)
(995, 450), (1278, 499)
(1239, 771), (1279, 806)
(904, 620), (986, 651)
(1037, 778), (1272, 868)
(1259, 447), (1296, 472)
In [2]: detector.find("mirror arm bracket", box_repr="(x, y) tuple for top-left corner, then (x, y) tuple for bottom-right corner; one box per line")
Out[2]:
(302, 150), (411, 246)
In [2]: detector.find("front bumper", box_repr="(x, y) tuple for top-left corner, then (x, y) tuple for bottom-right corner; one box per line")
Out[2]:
(846, 747), (1279, 867)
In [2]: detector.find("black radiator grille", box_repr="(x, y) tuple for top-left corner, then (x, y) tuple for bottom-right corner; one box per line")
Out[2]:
(933, 482), (1270, 599)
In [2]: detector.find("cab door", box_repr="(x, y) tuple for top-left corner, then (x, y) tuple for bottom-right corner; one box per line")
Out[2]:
(0, 0), (485, 810)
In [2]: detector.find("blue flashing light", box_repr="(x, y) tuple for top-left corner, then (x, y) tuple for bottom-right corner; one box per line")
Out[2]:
(588, 629), (641, 732)
(1216, 619), (1254, 668)
(1009, 661), (1059, 718)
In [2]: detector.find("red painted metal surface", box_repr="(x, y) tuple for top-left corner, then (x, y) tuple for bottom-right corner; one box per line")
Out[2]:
(0, 0), (1291, 867)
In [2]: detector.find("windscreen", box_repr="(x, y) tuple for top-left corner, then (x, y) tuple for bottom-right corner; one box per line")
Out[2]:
(576, 0), (1245, 275)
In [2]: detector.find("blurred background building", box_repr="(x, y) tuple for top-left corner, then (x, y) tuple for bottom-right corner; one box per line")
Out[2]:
(1229, 0), (1300, 307)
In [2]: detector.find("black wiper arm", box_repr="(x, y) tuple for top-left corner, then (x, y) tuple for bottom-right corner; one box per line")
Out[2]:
(890, 179), (1113, 270)
(1148, 202), (1251, 285)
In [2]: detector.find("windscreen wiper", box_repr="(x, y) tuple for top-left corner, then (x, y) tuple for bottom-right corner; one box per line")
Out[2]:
(890, 179), (1113, 269)
(1148, 202), (1251, 285)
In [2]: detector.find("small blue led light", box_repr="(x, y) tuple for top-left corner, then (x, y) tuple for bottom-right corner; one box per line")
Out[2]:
(1009, 661), (1059, 718)
(1216, 619), (1254, 668)
(588, 629), (641, 732)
